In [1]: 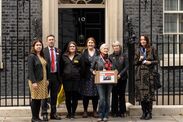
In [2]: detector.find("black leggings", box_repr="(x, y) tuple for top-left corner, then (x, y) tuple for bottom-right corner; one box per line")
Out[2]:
(65, 91), (79, 115)
(31, 99), (41, 119)
(111, 80), (127, 114)
(83, 96), (98, 112)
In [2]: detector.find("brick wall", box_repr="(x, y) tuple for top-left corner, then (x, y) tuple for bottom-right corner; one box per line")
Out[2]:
(1, 0), (42, 96)
(123, 0), (163, 42)
(0, 0), (164, 97)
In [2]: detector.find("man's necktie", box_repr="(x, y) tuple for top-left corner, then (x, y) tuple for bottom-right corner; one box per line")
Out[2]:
(51, 48), (55, 72)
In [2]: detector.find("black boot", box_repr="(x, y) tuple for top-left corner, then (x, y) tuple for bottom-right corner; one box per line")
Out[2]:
(145, 101), (152, 120)
(145, 112), (152, 120)
(31, 100), (37, 121)
(31, 100), (44, 122)
(140, 101), (147, 119)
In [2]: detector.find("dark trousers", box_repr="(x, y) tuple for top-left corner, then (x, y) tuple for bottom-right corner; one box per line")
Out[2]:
(111, 79), (127, 115)
(65, 91), (79, 115)
(41, 73), (60, 116)
(83, 96), (98, 112)
(31, 99), (41, 119)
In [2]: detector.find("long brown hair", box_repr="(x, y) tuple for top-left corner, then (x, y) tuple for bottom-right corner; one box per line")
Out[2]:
(139, 35), (151, 52)
(65, 41), (78, 55)
(30, 39), (44, 57)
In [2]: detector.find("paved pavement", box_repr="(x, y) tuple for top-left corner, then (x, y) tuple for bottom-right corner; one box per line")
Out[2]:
(1, 115), (183, 122)
(1, 102), (183, 122)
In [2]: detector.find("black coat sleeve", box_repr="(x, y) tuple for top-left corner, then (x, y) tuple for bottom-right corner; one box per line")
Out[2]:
(27, 54), (36, 83)
(119, 54), (129, 77)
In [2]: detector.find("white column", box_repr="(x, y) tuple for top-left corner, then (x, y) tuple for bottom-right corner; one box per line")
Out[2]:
(42, 0), (58, 47)
(105, 0), (123, 53)
(118, 0), (123, 48)
(0, 0), (2, 68)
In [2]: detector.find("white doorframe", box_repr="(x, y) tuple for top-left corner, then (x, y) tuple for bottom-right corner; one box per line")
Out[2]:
(42, 0), (58, 47)
(42, 0), (123, 51)
(105, 0), (123, 53)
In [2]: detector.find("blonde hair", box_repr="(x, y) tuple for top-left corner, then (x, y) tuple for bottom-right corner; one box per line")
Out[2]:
(112, 41), (122, 50)
(112, 41), (119, 46)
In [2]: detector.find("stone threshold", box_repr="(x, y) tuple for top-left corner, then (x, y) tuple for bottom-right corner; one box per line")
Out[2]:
(0, 103), (183, 117)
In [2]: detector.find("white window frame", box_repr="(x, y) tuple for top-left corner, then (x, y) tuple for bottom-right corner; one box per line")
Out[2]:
(162, 0), (183, 66)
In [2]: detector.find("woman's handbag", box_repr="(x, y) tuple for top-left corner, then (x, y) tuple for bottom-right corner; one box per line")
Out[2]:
(152, 71), (161, 90)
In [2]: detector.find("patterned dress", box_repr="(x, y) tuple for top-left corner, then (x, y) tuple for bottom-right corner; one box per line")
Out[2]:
(28, 57), (48, 99)
(82, 53), (98, 96)
(135, 46), (158, 102)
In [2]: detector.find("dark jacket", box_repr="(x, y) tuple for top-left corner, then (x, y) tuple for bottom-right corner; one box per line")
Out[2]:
(27, 53), (44, 83)
(43, 47), (62, 82)
(61, 53), (81, 91)
(80, 48), (99, 79)
(134, 46), (159, 101)
(109, 52), (128, 80)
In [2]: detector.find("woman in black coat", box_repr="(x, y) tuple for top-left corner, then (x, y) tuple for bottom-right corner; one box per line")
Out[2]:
(80, 37), (99, 118)
(109, 41), (128, 117)
(61, 41), (81, 119)
(28, 40), (48, 122)
(135, 35), (159, 120)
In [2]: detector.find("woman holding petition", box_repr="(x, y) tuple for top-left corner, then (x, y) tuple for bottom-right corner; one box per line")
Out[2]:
(91, 43), (114, 122)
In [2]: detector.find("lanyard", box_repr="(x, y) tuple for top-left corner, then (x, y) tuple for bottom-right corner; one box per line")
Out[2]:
(140, 47), (146, 59)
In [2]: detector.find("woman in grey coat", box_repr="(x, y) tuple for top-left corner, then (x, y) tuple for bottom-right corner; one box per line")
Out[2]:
(134, 35), (159, 120)
(91, 43), (114, 122)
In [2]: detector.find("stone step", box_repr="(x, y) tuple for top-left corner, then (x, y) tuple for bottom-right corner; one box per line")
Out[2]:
(0, 102), (183, 117)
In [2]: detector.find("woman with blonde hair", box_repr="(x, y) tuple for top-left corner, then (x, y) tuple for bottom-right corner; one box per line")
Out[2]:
(109, 41), (128, 117)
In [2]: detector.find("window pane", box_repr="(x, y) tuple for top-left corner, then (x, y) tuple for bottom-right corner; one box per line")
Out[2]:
(180, 0), (183, 10)
(180, 35), (183, 53)
(180, 14), (183, 33)
(164, 0), (178, 10)
(163, 35), (177, 54)
(164, 14), (177, 33)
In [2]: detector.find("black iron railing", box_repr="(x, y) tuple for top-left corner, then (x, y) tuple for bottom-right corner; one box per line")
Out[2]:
(0, 35), (183, 106)
(0, 39), (31, 106)
(128, 35), (183, 105)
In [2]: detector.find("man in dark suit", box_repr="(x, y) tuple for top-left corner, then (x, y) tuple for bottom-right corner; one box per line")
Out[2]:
(41, 34), (62, 121)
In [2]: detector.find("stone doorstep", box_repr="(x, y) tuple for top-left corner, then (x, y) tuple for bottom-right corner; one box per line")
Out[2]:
(0, 103), (183, 117)
(128, 104), (183, 116)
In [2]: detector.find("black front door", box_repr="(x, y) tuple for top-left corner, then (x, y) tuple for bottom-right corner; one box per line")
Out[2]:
(58, 8), (105, 52)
